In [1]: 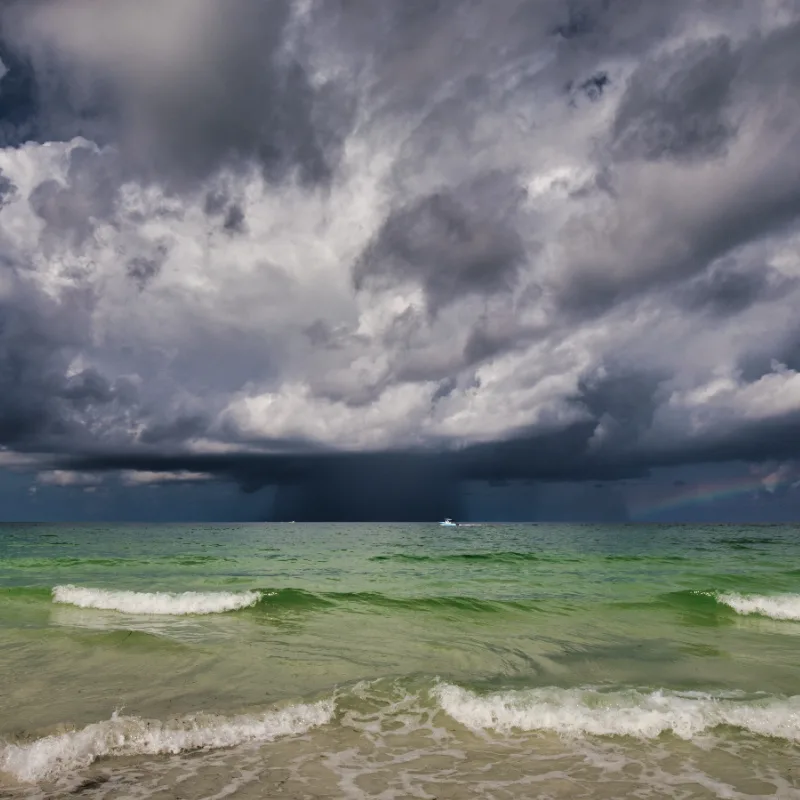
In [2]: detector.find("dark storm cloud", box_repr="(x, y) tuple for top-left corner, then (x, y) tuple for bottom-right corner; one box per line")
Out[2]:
(271, 453), (462, 522)
(60, 367), (114, 408)
(677, 261), (793, 317)
(1, 0), (800, 520)
(0, 39), (57, 148)
(50, 402), (800, 491)
(46, 402), (800, 520)
(138, 414), (210, 446)
(611, 37), (741, 163)
(0, 0), (355, 187)
(738, 318), (800, 383)
(558, 18), (800, 315)
(354, 174), (526, 311)
(0, 273), (101, 445)
(576, 367), (666, 452)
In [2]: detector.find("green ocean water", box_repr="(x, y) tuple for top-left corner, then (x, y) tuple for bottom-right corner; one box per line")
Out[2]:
(1, 522), (799, 798)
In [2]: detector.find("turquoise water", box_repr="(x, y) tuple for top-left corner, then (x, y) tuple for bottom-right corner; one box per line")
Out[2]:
(1, 522), (799, 798)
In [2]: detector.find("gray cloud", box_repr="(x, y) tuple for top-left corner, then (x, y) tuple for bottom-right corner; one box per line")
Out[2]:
(126, 254), (163, 290)
(354, 174), (526, 312)
(611, 37), (741, 162)
(577, 367), (667, 453)
(677, 260), (793, 317)
(557, 19), (800, 314)
(570, 71), (611, 103)
(28, 145), (120, 249)
(0, 272), (96, 446)
(0, 0), (798, 518)
(222, 204), (246, 235)
(203, 189), (247, 234)
(1, 0), (355, 187)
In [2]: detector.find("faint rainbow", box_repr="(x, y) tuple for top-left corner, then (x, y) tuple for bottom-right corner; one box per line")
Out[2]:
(629, 474), (776, 518)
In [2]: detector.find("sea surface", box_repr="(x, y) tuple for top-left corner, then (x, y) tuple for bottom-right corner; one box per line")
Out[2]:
(1, 522), (799, 799)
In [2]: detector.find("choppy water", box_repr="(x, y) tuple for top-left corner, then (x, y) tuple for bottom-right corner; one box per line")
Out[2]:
(1, 522), (799, 798)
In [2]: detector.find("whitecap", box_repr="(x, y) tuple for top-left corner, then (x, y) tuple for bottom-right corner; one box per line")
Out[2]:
(433, 683), (800, 741)
(716, 592), (800, 621)
(1, 699), (334, 783)
(52, 585), (262, 615)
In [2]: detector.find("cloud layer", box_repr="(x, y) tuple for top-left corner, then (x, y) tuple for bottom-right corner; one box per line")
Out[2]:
(1, 0), (800, 505)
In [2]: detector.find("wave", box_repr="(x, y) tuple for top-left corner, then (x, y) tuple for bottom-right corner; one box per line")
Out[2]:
(715, 592), (800, 621)
(52, 586), (262, 615)
(433, 683), (800, 741)
(48, 586), (532, 616)
(6, 679), (800, 783)
(0, 699), (334, 783)
(40, 585), (800, 622)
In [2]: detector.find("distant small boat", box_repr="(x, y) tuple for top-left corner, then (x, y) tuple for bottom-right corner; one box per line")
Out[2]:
(439, 518), (458, 527)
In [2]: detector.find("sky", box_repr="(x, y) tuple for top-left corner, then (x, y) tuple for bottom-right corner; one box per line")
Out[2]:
(1, 0), (800, 521)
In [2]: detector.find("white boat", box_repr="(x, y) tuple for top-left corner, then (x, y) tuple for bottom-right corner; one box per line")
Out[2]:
(439, 518), (457, 527)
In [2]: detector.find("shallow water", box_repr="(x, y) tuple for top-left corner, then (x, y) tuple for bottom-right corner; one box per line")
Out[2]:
(1, 522), (799, 798)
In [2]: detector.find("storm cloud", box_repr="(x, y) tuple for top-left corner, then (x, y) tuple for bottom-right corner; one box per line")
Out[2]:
(1, 0), (800, 518)
(353, 173), (526, 312)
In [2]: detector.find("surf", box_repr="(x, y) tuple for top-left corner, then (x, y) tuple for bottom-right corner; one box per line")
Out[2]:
(52, 586), (263, 615)
(0, 699), (334, 783)
(714, 592), (800, 621)
(48, 585), (538, 616)
(433, 682), (800, 740)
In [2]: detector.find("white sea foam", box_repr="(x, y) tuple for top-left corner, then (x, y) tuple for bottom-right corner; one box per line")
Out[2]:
(716, 592), (800, 621)
(0, 700), (334, 783)
(52, 585), (262, 615)
(433, 683), (800, 741)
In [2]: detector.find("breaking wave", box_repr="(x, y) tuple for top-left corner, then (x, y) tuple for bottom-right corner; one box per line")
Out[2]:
(40, 585), (800, 623)
(52, 585), (262, 615)
(433, 683), (800, 740)
(0, 700), (334, 783)
(48, 585), (533, 616)
(6, 679), (800, 785)
(715, 592), (800, 621)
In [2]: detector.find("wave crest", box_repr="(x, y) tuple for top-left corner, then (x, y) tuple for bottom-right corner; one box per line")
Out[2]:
(433, 683), (800, 740)
(52, 585), (262, 615)
(715, 592), (800, 621)
(0, 700), (334, 783)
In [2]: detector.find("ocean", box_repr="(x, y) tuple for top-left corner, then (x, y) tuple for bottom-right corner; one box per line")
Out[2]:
(0, 522), (799, 799)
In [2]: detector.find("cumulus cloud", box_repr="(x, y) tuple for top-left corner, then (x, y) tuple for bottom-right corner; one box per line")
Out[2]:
(0, 0), (799, 516)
